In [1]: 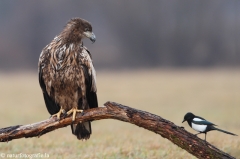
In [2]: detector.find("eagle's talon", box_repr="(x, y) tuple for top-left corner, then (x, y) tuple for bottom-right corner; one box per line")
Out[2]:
(51, 107), (66, 120)
(62, 112), (68, 119)
(66, 107), (83, 121)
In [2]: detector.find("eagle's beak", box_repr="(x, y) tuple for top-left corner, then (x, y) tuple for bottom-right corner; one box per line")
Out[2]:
(84, 31), (96, 43)
(90, 32), (96, 43)
(182, 119), (186, 123)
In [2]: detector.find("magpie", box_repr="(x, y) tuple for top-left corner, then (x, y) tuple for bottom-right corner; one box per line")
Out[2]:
(182, 112), (237, 141)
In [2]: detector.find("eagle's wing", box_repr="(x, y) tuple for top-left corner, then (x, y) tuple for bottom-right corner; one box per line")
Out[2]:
(38, 50), (60, 115)
(81, 64), (98, 109)
(79, 47), (98, 109)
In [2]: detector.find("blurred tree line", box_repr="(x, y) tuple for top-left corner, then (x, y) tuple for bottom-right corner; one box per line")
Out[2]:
(0, 1), (239, 71)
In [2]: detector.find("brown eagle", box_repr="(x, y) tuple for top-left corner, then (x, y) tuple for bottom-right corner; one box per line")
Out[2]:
(38, 18), (98, 140)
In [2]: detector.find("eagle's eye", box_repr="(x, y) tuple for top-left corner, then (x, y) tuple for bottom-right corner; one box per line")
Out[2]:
(84, 28), (89, 32)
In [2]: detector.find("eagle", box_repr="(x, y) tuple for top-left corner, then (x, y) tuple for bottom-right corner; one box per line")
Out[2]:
(38, 18), (98, 140)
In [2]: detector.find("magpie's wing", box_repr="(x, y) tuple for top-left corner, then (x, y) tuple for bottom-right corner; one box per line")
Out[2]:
(192, 120), (217, 126)
(39, 64), (60, 115)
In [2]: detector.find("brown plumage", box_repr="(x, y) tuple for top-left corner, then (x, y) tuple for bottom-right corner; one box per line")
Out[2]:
(38, 18), (98, 140)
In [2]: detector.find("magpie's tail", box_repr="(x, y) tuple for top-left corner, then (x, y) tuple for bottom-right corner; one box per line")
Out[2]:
(71, 121), (91, 140)
(213, 127), (237, 136)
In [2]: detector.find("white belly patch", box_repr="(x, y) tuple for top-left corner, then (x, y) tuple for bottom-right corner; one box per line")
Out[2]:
(192, 123), (207, 132)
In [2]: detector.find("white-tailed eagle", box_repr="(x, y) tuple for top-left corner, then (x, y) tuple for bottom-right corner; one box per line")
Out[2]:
(38, 18), (98, 140)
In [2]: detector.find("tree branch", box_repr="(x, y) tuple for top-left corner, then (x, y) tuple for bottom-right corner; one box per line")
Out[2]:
(0, 101), (235, 159)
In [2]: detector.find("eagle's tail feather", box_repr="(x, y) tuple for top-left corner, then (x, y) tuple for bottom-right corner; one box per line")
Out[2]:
(71, 121), (92, 140)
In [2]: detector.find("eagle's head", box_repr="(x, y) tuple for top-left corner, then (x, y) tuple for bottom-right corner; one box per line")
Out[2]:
(62, 18), (96, 43)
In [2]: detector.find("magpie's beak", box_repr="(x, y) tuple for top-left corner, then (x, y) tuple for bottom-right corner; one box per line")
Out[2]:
(182, 119), (186, 123)
(84, 31), (96, 43)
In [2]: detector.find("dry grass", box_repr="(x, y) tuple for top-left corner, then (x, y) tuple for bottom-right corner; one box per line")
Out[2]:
(0, 69), (239, 158)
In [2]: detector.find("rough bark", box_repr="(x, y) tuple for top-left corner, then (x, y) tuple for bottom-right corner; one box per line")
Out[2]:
(0, 101), (235, 159)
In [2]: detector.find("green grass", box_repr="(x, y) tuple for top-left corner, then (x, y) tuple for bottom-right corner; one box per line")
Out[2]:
(0, 69), (239, 158)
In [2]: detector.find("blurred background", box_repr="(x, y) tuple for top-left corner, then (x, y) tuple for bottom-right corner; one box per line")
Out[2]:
(0, 0), (239, 70)
(0, 1), (239, 158)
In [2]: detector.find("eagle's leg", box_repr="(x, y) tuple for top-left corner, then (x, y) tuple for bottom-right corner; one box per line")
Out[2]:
(51, 107), (66, 120)
(66, 107), (83, 121)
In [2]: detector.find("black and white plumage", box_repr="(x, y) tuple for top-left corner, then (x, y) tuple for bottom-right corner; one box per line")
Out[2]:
(38, 18), (98, 140)
(182, 112), (237, 141)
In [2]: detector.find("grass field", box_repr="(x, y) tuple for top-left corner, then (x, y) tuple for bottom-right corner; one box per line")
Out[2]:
(0, 69), (239, 159)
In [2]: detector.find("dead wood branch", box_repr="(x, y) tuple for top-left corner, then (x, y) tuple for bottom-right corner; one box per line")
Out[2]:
(0, 101), (235, 159)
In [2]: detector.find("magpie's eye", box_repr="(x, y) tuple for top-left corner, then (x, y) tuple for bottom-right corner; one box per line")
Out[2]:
(84, 28), (89, 32)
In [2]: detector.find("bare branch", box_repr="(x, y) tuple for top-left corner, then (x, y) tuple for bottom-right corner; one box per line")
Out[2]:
(0, 101), (235, 159)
